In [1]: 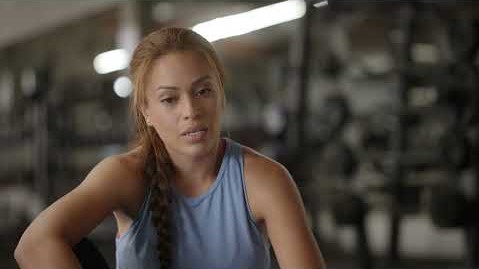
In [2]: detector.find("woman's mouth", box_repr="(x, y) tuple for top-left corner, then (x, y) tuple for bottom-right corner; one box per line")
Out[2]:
(184, 129), (207, 137)
(182, 127), (208, 142)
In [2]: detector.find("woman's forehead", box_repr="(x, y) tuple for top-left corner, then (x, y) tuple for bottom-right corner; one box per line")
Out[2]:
(147, 51), (217, 88)
(153, 51), (211, 73)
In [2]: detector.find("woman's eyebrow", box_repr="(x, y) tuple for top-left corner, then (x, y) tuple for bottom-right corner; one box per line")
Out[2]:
(156, 85), (177, 91)
(155, 75), (212, 92)
(191, 75), (212, 87)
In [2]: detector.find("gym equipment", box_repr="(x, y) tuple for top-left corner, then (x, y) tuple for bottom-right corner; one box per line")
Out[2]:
(360, 110), (394, 152)
(384, 3), (417, 265)
(428, 184), (468, 228)
(318, 52), (343, 78)
(332, 191), (372, 269)
(332, 191), (367, 226)
(318, 141), (358, 179)
(447, 17), (479, 63)
(440, 130), (472, 171)
(437, 63), (478, 123)
(317, 94), (351, 138)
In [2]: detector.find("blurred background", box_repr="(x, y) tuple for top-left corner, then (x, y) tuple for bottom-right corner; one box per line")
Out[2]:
(1, 0), (479, 268)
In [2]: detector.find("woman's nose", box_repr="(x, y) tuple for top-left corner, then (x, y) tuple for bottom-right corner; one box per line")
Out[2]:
(182, 96), (200, 120)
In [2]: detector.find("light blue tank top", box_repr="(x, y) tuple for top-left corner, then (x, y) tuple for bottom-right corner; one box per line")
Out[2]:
(115, 138), (272, 269)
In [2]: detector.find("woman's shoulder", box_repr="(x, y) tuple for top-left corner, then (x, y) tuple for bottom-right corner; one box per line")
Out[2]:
(240, 145), (297, 220)
(109, 146), (144, 173)
(95, 147), (149, 218)
(241, 145), (290, 180)
(94, 147), (144, 184)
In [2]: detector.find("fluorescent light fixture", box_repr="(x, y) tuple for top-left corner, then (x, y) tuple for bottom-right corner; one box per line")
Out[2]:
(113, 76), (132, 98)
(93, 49), (130, 74)
(192, 0), (306, 42)
(314, 0), (328, 8)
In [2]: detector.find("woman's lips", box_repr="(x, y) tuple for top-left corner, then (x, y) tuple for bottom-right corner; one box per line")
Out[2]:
(182, 128), (208, 142)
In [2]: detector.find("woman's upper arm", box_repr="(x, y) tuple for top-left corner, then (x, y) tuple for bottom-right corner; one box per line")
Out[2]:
(19, 156), (129, 247)
(244, 151), (326, 269)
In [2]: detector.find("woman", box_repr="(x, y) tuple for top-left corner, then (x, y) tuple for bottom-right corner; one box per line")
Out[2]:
(15, 27), (326, 269)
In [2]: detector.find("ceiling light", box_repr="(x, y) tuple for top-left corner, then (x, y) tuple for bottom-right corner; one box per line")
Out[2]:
(113, 76), (132, 98)
(192, 0), (306, 42)
(93, 49), (130, 74)
(314, 0), (328, 8)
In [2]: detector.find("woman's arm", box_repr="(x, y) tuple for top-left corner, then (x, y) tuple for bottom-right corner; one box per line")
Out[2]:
(14, 156), (130, 269)
(244, 149), (326, 269)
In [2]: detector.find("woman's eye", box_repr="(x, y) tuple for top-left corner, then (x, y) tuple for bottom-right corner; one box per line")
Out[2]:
(196, 88), (212, 97)
(161, 97), (175, 104)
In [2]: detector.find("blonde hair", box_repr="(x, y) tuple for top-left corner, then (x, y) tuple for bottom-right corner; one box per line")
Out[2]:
(129, 27), (225, 268)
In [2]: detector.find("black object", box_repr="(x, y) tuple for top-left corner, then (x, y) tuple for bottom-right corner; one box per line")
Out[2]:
(437, 64), (478, 122)
(332, 192), (368, 226)
(360, 108), (394, 152)
(441, 130), (471, 171)
(429, 186), (468, 228)
(332, 191), (372, 269)
(72, 237), (110, 269)
(318, 94), (351, 137)
(319, 141), (358, 179)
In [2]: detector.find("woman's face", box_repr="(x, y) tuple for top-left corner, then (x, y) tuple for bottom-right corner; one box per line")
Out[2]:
(143, 50), (224, 159)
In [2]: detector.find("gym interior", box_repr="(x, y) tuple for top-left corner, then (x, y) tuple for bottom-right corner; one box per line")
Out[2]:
(1, 1), (478, 268)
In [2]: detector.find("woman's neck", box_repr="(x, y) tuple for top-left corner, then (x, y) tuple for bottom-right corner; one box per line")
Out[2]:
(170, 138), (225, 191)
